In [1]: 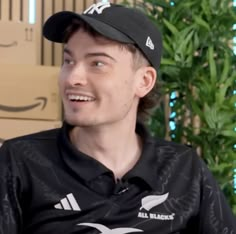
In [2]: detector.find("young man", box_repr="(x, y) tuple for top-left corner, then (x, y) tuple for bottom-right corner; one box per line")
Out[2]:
(0, 1), (235, 233)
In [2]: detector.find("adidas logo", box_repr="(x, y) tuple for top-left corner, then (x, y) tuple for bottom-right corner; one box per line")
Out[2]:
(54, 193), (81, 211)
(145, 36), (154, 50)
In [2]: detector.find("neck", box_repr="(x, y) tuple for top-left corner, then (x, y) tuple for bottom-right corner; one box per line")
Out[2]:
(70, 120), (142, 179)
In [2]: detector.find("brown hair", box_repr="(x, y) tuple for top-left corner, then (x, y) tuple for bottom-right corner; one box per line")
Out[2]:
(63, 20), (161, 122)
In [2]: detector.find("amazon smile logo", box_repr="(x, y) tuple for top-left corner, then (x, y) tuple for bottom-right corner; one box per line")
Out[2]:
(0, 41), (18, 47)
(0, 97), (47, 112)
(138, 193), (175, 221)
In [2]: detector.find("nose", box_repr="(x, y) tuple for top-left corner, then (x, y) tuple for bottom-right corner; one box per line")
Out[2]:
(66, 63), (87, 86)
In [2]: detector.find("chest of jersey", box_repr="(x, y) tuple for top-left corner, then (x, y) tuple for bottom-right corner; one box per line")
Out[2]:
(21, 163), (199, 234)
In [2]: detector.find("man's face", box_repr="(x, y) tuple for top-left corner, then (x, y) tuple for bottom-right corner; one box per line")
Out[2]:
(59, 28), (145, 127)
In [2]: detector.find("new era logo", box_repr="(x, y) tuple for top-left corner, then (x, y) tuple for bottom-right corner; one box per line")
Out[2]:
(145, 36), (154, 50)
(54, 193), (81, 211)
(83, 2), (111, 15)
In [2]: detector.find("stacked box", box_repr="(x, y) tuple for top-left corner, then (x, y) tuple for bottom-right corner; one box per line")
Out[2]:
(0, 64), (62, 120)
(0, 22), (37, 65)
(0, 64), (62, 145)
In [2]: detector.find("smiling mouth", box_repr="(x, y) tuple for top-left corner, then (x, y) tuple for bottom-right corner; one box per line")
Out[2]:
(68, 94), (95, 102)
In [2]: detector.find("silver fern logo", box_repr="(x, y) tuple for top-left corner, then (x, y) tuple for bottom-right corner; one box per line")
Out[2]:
(140, 193), (169, 211)
(77, 223), (143, 233)
(138, 193), (175, 220)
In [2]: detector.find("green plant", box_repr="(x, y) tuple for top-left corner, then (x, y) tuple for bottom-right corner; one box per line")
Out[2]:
(130, 0), (236, 213)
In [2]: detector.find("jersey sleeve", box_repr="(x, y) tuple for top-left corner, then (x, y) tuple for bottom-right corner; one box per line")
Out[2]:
(0, 142), (23, 234)
(197, 158), (236, 233)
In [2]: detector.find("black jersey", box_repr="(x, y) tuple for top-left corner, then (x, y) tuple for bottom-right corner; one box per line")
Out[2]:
(0, 122), (235, 234)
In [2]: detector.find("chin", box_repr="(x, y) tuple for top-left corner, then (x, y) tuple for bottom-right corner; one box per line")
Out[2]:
(64, 114), (97, 127)
(65, 117), (86, 127)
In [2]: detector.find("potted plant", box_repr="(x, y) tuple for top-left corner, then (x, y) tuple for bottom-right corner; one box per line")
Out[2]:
(126, 0), (236, 213)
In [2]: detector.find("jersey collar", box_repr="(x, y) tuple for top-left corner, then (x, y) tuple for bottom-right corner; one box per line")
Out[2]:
(58, 122), (160, 191)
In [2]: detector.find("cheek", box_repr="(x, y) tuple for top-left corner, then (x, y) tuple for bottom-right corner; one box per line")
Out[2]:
(117, 78), (137, 104)
(123, 74), (137, 94)
(58, 67), (69, 84)
(109, 79), (134, 100)
(58, 74), (66, 96)
(58, 76), (63, 90)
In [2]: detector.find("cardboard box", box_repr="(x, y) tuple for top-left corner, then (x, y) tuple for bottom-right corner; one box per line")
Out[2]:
(0, 64), (62, 120)
(0, 22), (36, 64)
(0, 118), (62, 146)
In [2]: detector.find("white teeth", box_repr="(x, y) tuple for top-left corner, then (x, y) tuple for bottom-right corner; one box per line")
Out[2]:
(68, 94), (94, 101)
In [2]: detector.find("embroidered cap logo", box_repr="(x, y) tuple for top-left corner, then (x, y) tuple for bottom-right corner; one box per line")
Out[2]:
(83, 2), (111, 15)
(146, 36), (155, 50)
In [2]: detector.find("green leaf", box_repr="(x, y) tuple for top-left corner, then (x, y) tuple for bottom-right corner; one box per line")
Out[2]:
(204, 103), (217, 129)
(174, 29), (194, 65)
(221, 130), (236, 138)
(201, 0), (211, 19)
(161, 58), (176, 65)
(193, 32), (200, 50)
(208, 46), (217, 84)
(220, 52), (230, 82)
(193, 15), (210, 31)
(216, 74), (236, 105)
(163, 40), (174, 55)
(163, 18), (179, 35)
(189, 96), (205, 119)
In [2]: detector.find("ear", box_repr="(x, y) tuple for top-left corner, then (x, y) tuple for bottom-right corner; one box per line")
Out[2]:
(135, 66), (157, 98)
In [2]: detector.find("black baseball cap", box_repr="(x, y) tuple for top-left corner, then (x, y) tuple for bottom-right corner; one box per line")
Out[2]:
(43, 1), (162, 70)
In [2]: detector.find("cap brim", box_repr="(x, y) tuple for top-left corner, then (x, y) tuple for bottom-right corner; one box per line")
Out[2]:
(43, 11), (134, 44)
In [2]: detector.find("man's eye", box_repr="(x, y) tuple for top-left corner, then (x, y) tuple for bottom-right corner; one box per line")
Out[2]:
(64, 59), (74, 65)
(93, 61), (105, 67)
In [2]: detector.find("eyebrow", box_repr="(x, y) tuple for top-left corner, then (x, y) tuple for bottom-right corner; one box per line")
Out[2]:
(63, 48), (116, 62)
(85, 52), (117, 62)
(63, 48), (74, 56)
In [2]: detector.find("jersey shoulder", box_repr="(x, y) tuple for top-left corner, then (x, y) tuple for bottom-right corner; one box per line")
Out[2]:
(4, 128), (60, 144)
